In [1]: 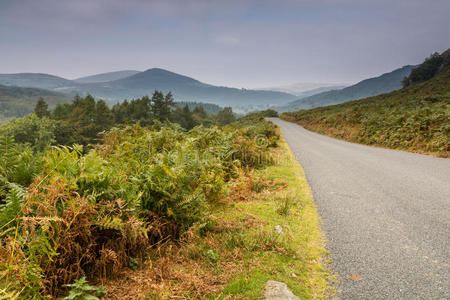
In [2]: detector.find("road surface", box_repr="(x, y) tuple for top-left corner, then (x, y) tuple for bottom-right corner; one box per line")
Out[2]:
(268, 118), (450, 299)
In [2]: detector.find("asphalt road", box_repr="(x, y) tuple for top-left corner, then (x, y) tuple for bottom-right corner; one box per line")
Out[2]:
(268, 118), (450, 300)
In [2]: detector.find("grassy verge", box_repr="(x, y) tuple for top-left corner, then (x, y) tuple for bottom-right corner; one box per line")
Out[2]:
(104, 130), (333, 299)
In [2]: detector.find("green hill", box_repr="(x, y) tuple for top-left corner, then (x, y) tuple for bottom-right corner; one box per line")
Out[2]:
(281, 50), (450, 157)
(0, 85), (71, 122)
(0, 69), (297, 110)
(0, 73), (77, 90)
(71, 68), (297, 108)
(279, 65), (415, 112)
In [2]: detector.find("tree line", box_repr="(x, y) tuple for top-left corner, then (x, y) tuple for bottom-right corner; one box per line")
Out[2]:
(1, 91), (236, 151)
(402, 52), (444, 87)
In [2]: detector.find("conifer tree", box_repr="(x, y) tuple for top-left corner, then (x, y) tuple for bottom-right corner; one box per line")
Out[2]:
(151, 91), (174, 122)
(34, 98), (50, 118)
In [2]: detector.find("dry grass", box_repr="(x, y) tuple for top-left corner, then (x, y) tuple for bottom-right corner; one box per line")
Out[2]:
(102, 210), (262, 299)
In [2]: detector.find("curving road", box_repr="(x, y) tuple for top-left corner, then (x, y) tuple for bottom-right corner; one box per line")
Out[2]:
(268, 118), (450, 300)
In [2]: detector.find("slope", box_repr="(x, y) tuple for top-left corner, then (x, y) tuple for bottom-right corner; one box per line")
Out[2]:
(74, 70), (141, 83)
(0, 69), (297, 110)
(279, 65), (415, 112)
(0, 73), (77, 90)
(281, 51), (450, 157)
(70, 68), (298, 108)
(0, 84), (72, 121)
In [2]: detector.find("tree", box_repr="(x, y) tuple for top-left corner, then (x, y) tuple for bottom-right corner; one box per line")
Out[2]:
(52, 103), (71, 120)
(192, 105), (210, 126)
(193, 105), (207, 119)
(164, 92), (175, 112)
(34, 98), (50, 118)
(151, 91), (174, 122)
(171, 105), (196, 130)
(405, 52), (444, 86)
(216, 107), (236, 125)
(95, 99), (114, 131)
(0, 114), (56, 151)
(401, 76), (410, 88)
(112, 100), (129, 124)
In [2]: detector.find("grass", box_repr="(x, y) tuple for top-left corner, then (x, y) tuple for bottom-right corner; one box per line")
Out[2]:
(220, 137), (333, 299)
(103, 131), (334, 299)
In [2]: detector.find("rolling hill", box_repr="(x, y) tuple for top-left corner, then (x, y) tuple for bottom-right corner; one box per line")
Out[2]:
(0, 69), (297, 110)
(69, 68), (297, 108)
(74, 70), (141, 83)
(281, 49), (450, 157)
(0, 84), (72, 122)
(278, 65), (416, 112)
(0, 73), (77, 90)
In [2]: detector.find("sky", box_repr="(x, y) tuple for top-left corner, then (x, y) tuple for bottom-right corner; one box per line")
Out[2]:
(1, 0), (449, 88)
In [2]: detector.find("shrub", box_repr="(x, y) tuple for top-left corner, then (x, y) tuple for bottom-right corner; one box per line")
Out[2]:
(0, 119), (279, 298)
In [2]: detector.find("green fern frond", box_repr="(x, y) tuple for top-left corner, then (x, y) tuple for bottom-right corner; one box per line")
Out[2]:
(0, 182), (27, 229)
(95, 216), (125, 232)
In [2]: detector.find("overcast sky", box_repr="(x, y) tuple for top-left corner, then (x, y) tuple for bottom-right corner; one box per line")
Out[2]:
(1, 0), (449, 88)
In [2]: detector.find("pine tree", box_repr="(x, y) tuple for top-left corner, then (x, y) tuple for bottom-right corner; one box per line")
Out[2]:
(95, 99), (114, 131)
(34, 98), (50, 118)
(151, 91), (174, 122)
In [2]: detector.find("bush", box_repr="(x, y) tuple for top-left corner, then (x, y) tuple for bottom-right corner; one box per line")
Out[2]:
(0, 119), (279, 298)
(0, 114), (56, 152)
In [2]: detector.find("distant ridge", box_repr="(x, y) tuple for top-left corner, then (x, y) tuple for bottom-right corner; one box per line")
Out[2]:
(0, 84), (72, 121)
(259, 82), (348, 96)
(280, 48), (450, 156)
(0, 68), (297, 111)
(295, 86), (348, 99)
(74, 70), (141, 83)
(278, 65), (416, 112)
(0, 73), (76, 90)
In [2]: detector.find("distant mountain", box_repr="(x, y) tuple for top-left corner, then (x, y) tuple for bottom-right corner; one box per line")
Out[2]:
(278, 65), (416, 112)
(0, 84), (72, 122)
(76, 68), (297, 108)
(0, 69), (297, 110)
(259, 82), (348, 96)
(74, 70), (141, 83)
(296, 86), (348, 99)
(0, 73), (77, 90)
(281, 48), (450, 156)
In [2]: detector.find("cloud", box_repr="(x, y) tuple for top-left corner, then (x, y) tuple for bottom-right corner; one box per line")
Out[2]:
(0, 0), (449, 86)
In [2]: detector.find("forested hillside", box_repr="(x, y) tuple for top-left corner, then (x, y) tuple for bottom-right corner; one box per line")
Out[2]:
(0, 82), (222, 123)
(0, 92), (236, 151)
(0, 69), (297, 110)
(0, 73), (76, 90)
(281, 50), (450, 157)
(0, 85), (71, 122)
